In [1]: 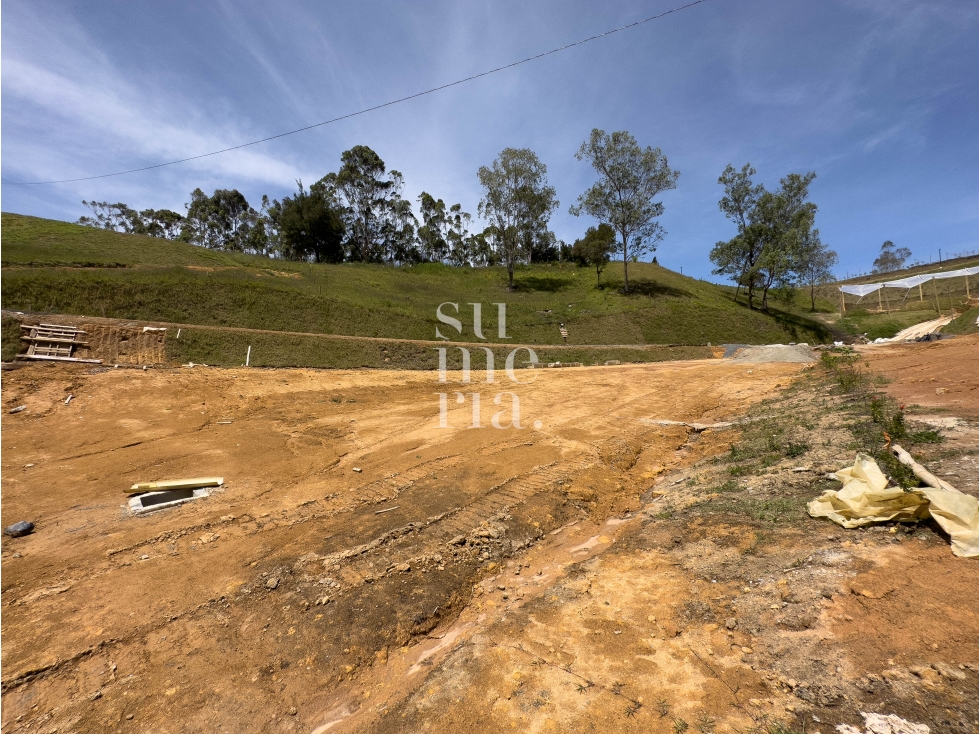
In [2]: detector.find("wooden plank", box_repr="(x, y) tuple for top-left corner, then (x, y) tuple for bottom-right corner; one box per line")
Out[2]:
(20, 337), (90, 346)
(22, 326), (85, 340)
(38, 324), (87, 333)
(128, 477), (224, 494)
(16, 355), (102, 364)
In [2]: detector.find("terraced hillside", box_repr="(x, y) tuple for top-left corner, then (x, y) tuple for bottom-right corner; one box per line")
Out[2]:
(2, 214), (831, 366)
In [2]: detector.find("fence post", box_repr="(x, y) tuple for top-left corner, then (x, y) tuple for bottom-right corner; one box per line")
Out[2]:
(246, 345), (251, 367)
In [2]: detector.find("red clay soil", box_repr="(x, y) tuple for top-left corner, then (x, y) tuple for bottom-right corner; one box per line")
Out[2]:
(859, 333), (979, 418)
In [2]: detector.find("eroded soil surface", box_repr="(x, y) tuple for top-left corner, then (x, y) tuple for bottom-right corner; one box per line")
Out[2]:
(2, 339), (977, 734)
(859, 335), (979, 419)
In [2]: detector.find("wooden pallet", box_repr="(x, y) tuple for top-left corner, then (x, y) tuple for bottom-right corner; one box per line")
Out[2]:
(17, 324), (101, 364)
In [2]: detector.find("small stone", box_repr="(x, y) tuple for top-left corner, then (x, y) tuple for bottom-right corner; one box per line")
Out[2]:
(395, 563), (411, 573)
(352, 467), (362, 473)
(266, 577), (280, 590)
(126, 713), (134, 720)
(449, 535), (466, 545)
(4, 521), (35, 538)
(725, 618), (737, 630)
(9, 405), (27, 414)
(90, 690), (103, 701)
(741, 646), (753, 654)
(139, 554), (149, 561)
(287, 707), (297, 716)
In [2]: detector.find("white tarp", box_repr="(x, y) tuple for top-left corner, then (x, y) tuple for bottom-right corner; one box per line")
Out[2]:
(844, 265), (978, 294)
(881, 274), (933, 289)
(839, 283), (882, 297)
(932, 265), (979, 280)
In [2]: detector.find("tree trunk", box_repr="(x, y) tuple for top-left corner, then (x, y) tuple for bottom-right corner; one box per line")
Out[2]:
(507, 260), (515, 291)
(760, 274), (774, 311)
(810, 283), (816, 312)
(622, 236), (630, 293)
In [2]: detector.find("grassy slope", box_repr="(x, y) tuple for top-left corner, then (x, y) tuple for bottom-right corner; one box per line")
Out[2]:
(2, 214), (832, 359)
(943, 305), (979, 335)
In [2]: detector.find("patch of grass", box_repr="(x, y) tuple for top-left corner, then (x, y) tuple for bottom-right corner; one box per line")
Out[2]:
(727, 416), (813, 468)
(713, 479), (743, 493)
(943, 305), (979, 335)
(1, 316), (22, 362)
(707, 496), (808, 525)
(820, 347), (871, 392)
(820, 346), (944, 488)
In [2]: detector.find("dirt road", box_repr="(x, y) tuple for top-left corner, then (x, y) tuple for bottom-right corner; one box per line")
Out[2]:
(2, 343), (976, 733)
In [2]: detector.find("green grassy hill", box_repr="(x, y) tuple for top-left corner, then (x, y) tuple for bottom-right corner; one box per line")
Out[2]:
(2, 213), (833, 365)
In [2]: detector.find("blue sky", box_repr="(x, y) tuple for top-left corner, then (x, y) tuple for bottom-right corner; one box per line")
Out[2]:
(2, 0), (977, 280)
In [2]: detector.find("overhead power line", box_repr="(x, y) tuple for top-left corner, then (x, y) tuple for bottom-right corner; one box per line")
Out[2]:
(3, 0), (711, 186)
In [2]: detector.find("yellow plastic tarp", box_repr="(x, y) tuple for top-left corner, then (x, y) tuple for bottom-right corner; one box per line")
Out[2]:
(808, 454), (979, 558)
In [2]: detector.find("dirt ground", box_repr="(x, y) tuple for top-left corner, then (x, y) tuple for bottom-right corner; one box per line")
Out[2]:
(859, 335), (979, 419)
(2, 340), (977, 734)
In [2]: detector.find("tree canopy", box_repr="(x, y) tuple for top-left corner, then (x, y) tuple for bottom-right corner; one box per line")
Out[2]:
(271, 181), (345, 263)
(710, 164), (835, 310)
(872, 240), (912, 274)
(571, 223), (617, 285)
(570, 129), (679, 293)
(477, 147), (558, 290)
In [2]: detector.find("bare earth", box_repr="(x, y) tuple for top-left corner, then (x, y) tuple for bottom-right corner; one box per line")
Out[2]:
(2, 342), (977, 733)
(860, 335), (979, 419)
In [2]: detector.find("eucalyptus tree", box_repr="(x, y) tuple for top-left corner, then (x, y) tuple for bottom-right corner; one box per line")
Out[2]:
(872, 240), (912, 274)
(710, 165), (823, 310)
(794, 229), (838, 311)
(417, 192), (450, 262)
(570, 129), (679, 293)
(78, 201), (184, 239)
(751, 172), (818, 310)
(709, 164), (765, 305)
(477, 147), (558, 289)
(319, 145), (417, 263)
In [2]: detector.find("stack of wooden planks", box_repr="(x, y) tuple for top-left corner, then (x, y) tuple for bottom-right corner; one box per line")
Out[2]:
(18, 323), (102, 364)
